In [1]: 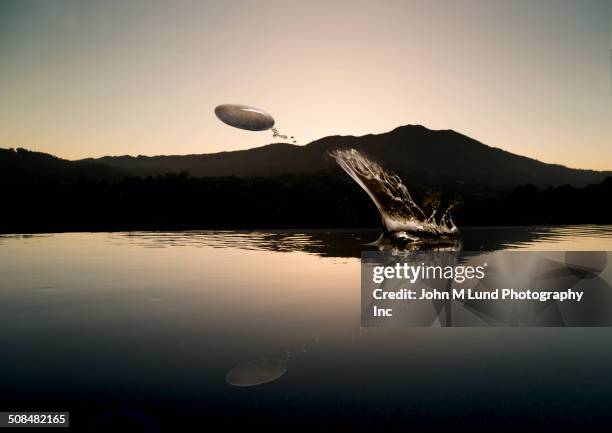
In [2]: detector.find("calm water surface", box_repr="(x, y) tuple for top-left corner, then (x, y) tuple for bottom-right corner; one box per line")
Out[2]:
(1, 226), (611, 431)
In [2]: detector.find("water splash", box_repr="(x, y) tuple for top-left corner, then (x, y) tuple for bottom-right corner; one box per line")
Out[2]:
(272, 127), (297, 144)
(330, 149), (458, 243)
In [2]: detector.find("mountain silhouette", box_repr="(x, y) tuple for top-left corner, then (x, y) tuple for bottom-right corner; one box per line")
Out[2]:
(65, 125), (610, 189)
(1, 124), (611, 232)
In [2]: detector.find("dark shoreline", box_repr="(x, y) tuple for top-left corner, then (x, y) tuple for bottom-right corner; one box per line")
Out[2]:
(2, 223), (612, 236)
(3, 170), (610, 234)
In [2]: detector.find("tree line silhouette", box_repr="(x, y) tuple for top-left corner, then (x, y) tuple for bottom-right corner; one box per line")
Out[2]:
(2, 167), (610, 233)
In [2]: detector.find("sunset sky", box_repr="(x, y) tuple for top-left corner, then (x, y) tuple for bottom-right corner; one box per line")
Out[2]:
(0, 0), (610, 169)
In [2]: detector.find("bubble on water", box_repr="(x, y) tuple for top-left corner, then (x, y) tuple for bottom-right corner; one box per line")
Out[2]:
(226, 357), (288, 387)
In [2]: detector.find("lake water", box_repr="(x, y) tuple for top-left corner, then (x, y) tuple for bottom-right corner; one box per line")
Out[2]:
(1, 226), (612, 431)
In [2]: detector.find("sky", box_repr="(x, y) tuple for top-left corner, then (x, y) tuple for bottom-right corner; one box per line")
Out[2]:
(0, 0), (610, 170)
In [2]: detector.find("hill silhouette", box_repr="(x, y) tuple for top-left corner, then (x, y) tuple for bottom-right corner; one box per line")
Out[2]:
(0, 147), (125, 183)
(72, 125), (610, 189)
(1, 124), (611, 233)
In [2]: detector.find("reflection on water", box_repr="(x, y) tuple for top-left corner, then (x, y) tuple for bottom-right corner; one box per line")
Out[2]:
(109, 225), (612, 257)
(226, 356), (289, 387)
(0, 226), (611, 431)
